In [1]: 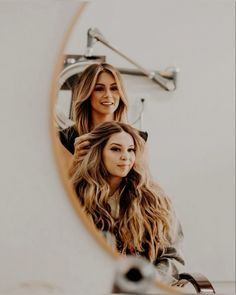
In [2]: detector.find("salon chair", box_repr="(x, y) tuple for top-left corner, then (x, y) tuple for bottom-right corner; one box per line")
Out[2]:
(112, 256), (216, 294)
(176, 272), (215, 293)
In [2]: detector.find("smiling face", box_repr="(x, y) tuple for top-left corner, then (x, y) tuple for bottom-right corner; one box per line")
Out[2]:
(102, 131), (136, 185)
(90, 71), (120, 120)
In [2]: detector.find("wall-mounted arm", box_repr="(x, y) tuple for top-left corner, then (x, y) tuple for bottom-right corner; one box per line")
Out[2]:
(87, 27), (178, 91)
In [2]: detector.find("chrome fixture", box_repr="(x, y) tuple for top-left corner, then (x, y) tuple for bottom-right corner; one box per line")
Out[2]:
(86, 27), (179, 91)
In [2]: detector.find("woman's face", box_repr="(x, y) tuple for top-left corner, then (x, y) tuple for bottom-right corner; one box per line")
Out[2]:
(102, 131), (136, 180)
(90, 71), (120, 118)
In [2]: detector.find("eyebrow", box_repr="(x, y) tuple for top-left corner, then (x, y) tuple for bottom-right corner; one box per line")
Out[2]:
(95, 83), (117, 86)
(109, 143), (134, 147)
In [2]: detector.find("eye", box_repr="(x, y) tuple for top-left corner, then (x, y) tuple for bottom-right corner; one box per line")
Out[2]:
(128, 148), (135, 153)
(94, 86), (104, 92)
(110, 147), (120, 152)
(110, 86), (118, 92)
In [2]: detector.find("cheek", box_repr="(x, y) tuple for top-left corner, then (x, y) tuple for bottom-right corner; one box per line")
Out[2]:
(104, 156), (116, 175)
(90, 94), (99, 105)
(131, 154), (136, 165)
(114, 95), (120, 104)
(106, 151), (117, 164)
(103, 151), (113, 168)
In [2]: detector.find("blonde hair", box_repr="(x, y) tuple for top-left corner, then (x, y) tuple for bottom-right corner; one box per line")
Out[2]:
(72, 63), (128, 135)
(71, 121), (172, 262)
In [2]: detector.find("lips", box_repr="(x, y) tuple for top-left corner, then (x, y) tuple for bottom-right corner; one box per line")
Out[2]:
(101, 101), (114, 106)
(117, 164), (130, 168)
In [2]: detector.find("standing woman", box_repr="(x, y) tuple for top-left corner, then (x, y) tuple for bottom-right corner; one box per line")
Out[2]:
(58, 63), (148, 175)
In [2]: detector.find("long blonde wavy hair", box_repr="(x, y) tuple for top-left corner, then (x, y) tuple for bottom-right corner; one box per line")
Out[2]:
(72, 63), (128, 135)
(71, 121), (172, 262)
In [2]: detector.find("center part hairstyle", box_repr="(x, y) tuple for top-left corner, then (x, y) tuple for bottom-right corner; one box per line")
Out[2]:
(71, 121), (173, 263)
(72, 63), (128, 135)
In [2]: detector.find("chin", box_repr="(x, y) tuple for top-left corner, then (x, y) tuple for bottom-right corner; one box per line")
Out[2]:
(119, 172), (129, 177)
(103, 106), (118, 113)
(105, 108), (117, 114)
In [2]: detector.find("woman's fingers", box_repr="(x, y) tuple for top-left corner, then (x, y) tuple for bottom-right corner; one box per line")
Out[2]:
(74, 133), (90, 145)
(75, 140), (90, 150)
(76, 143), (90, 156)
(74, 134), (91, 159)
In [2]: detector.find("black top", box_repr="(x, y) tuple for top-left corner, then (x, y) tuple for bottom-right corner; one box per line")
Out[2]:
(59, 125), (148, 154)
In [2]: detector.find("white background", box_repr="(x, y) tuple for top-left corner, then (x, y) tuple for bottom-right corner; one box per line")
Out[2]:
(0, 1), (235, 294)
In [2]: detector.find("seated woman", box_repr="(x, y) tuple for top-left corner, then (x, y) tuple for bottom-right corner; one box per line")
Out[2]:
(71, 121), (185, 283)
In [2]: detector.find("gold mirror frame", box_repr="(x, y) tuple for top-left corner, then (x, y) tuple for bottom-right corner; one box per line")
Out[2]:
(49, 3), (186, 294)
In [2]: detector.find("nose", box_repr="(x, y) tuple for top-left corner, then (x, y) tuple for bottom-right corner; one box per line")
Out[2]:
(120, 151), (129, 161)
(104, 88), (112, 98)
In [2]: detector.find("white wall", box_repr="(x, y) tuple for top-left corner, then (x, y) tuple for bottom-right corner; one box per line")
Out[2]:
(0, 2), (115, 295)
(65, 0), (235, 282)
(0, 0), (234, 294)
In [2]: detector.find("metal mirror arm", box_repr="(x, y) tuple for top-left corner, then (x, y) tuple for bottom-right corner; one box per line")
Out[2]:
(87, 28), (177, 91)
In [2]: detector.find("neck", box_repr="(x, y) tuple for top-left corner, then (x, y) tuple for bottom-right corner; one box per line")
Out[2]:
(91, 112), (114, 129)
(108, 176), (122, 196)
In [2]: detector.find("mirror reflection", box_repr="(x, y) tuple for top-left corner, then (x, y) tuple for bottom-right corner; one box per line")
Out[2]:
(53, 1), (235, 293)
(56, 62), (184, 286)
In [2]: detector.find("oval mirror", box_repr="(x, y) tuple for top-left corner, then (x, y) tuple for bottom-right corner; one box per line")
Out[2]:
(50, 1), (235, 294)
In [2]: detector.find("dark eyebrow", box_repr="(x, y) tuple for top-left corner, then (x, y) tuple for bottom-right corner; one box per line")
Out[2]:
(110, 143), (135, 148)
(110, 143), (122, 146)
(95, 83), (117, 86)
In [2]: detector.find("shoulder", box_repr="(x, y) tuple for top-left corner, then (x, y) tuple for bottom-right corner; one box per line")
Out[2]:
(58, 125), (78, 154)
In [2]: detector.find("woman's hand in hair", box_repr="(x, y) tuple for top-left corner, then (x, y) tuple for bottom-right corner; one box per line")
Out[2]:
(68, 133), (91, 177)
(74, 133), (91, 160)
